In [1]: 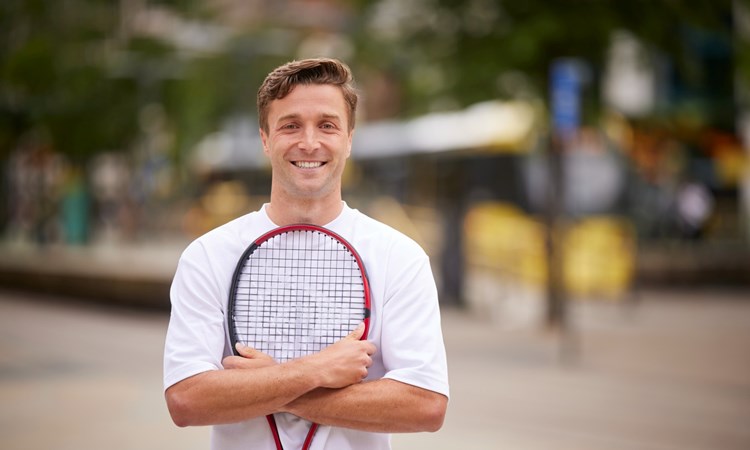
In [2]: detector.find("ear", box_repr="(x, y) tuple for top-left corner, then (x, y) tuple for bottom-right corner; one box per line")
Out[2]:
(346, 130), (353, 158)
(260, 128), (270, 156)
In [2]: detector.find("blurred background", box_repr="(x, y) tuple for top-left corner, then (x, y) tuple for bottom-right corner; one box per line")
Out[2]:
(1, 1), (749, 449)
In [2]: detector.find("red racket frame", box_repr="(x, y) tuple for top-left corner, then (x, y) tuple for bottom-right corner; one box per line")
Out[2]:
(228, 224), (371, 450)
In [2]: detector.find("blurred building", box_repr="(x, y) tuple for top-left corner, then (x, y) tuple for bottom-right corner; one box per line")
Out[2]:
(2, 1), (747, 316)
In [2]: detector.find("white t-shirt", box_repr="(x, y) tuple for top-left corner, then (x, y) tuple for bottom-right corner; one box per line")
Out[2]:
(164, 203), (449, 450)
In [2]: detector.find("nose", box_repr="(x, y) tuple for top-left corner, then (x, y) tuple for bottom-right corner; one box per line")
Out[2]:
(298, 126), (320, 152)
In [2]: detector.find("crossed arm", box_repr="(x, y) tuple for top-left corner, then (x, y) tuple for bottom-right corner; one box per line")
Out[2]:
(165, 325), (448, 432)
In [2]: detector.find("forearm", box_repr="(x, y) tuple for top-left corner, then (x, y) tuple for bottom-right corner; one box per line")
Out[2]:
(283, 379), (448, 433)
(166, 333), (374, 427)
(166, 360), (319, 427)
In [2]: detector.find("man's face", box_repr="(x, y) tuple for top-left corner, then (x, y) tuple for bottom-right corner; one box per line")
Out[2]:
(260, 84), (353, 202)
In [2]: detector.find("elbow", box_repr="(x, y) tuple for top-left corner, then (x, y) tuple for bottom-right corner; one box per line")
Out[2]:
(421, 394), (448, 432)
(165, 387), (199, 428)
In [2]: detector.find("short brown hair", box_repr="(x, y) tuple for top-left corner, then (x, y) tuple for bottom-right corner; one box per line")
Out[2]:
(257, 58), (358, 133)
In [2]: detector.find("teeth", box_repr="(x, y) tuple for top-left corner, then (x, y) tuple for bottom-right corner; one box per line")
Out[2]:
(295, 161), (323, 169)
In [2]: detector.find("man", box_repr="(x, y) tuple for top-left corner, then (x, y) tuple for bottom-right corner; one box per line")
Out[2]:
(164, 58), (449, 449)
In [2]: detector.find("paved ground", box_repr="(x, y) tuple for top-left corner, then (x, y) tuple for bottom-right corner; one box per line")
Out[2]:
(1, 287), (749, 450)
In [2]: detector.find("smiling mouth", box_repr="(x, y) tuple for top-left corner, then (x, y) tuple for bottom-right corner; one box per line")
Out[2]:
(294, 161), (324, 169)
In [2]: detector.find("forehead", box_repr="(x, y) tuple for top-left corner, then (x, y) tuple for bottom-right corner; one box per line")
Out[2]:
(267, 84), (348, 123)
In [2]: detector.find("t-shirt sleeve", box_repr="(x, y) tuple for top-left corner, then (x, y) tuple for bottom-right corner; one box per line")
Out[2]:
(379, 240), (450, 398)
(163, 240), (227, 391)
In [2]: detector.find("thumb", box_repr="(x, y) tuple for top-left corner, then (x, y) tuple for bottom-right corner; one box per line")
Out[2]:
(344, 322), (366, 341)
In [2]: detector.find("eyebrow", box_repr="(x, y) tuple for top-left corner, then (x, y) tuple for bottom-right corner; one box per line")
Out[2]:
(276, 112), (343, 124)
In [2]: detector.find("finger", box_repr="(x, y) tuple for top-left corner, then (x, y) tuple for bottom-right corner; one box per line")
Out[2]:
(235, 342), (250, 356)
(236, 343), (277, 363)
(222, 355), (246, 369)
(235, 342), (261, 358)
(344, 322), (365, 341)
(224, 355), (271, 370)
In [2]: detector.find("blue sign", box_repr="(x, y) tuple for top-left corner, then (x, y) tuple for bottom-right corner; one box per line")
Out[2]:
(550, 59), (588, 138)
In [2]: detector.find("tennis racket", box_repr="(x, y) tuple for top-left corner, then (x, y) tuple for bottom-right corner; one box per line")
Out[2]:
(228, 224), (371, 450)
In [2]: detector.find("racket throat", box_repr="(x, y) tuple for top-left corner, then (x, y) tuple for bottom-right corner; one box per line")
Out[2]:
(266, 414), (319, 450)
(266, 415), (283, 450)
(302, 423), (319, 450)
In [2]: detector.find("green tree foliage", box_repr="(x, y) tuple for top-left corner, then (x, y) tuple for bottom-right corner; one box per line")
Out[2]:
(349, 0), (735, 119)
(0, 0), (741, 164)
(0, 0), (142, 162)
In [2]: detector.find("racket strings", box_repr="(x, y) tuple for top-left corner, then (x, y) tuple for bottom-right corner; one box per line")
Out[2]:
(232, 230), (366, 362)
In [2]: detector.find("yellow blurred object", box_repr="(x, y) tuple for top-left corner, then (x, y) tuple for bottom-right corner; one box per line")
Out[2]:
(714, 146), (746, 187)
(562, 217), (636, 298)
(463, 202), (636, 299)
(463, 202), (547, 285)
(202, 180), (254, 218)
(183, 180), (256, 238)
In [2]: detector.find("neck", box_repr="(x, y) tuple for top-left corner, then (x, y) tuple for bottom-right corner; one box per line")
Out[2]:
(266, 193), (344, 226)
